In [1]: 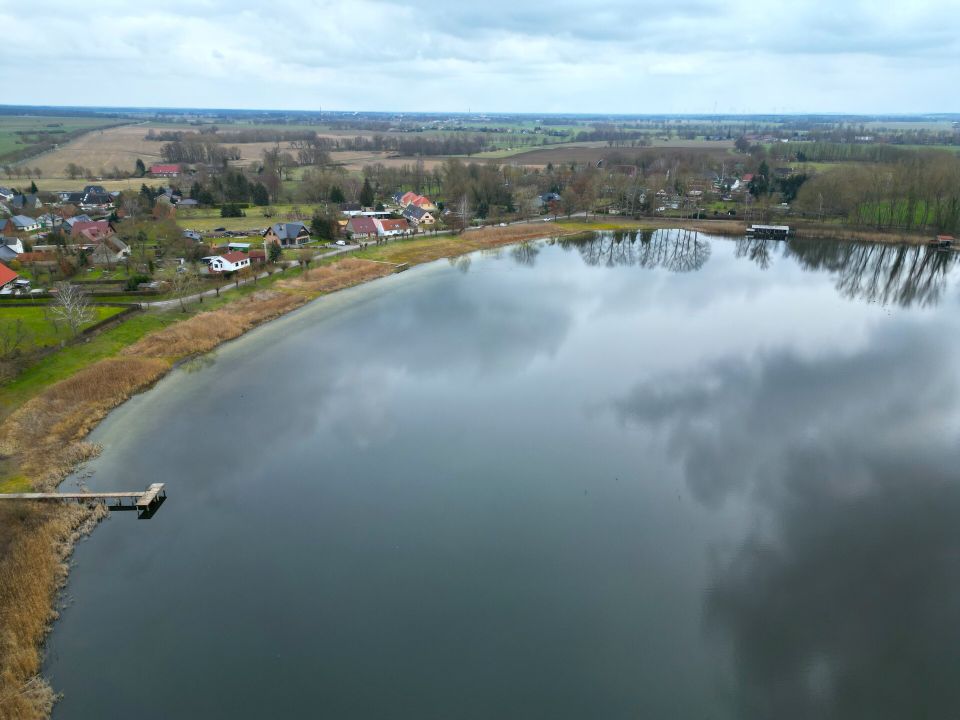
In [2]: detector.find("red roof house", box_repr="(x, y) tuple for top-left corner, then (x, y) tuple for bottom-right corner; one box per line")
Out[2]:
(68, 220), (113, 240)
(375, 218), (410, 236)
(346, 216), (379, 238)
(399, 192), (437, 211)
(149, 164), (182, 177)
(0, 261), (18, 289)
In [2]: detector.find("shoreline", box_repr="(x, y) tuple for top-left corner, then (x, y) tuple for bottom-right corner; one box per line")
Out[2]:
(0, 218), (939, 718)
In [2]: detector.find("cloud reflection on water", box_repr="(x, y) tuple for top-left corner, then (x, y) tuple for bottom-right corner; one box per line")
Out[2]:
(611, 316), (960, 718)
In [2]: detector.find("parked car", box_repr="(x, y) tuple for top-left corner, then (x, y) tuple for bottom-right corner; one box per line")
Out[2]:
(335, 240), (347, 246)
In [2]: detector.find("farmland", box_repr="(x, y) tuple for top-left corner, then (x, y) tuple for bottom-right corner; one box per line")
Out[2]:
(0, 115), (126, 164)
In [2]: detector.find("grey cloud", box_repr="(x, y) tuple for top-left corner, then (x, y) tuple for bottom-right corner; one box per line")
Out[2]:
(3, 0), (960, 110)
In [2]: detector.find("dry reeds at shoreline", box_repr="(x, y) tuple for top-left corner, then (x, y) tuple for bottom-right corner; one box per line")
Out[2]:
(0, 502), (106, 719)
(276, 257), (397, 294)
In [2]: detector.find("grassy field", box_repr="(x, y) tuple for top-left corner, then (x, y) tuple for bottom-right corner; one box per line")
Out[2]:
(0, 115), (122, 161)
(0, 311), (174, 417)
(0, 305), (127, 353)
(178, 204), (327, 233)
(494, 142), (737, 167)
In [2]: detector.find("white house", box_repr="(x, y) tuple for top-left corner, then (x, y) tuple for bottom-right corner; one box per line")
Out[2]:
(9, 215), (40, 233)
(203, 251), (251, 273)
(374, 218), (410, 237)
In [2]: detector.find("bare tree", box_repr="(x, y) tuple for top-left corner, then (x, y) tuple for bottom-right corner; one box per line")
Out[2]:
(170, 268), (201, 312)
(451, 194), (471, 233)
(50, 282), (93, 337)
(298, 248), (313, 278)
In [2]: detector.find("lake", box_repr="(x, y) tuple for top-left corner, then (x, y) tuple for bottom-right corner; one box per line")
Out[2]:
(45, 231), (960, 719)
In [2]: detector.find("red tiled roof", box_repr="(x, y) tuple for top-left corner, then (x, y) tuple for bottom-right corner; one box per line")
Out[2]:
(0, 261), (17, 287)
(348, 217), (378, 234)
(378, 219), (409, 232)
(221, 251), (249, 263)
(69, 220), (111, 237)
(149, 164), (181, 173)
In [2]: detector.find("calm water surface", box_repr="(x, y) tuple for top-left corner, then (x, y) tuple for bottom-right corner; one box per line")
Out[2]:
(45, 232), (960, 719)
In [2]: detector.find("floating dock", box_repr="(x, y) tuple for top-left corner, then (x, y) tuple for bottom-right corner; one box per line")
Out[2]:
(747, 224), (791, 239)
(0, 483), (167, 518)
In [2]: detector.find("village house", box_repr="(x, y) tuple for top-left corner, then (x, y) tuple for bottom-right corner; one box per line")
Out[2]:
(345, 216), (378, 240)
(402, 205), (436, 227)
(10, 194), (42, 212)
(202, 251), (251, 274)
(37, 213), (63, 230)
(398, 192), (438, 212)
(80, 193), (116, 212)
(340, 203), (364, 216)
(62, 215), (93, 232)
(375, 218), (410, 237)
(0, 187), (14, 202)
(66, 219), (113, 241)
(5, 215), (41, 233)
(0, 261), (19, 293)
(0, 237), (23, 263)
(149, 164), (182, 178)
(87, 236), (131, 265)
(263, 221), (310, 247)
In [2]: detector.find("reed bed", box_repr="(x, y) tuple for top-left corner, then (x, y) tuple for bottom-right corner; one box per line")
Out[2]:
(0, 502), (106, 719)
(126, 291), (305, 359)
(276, 257), (396, 294)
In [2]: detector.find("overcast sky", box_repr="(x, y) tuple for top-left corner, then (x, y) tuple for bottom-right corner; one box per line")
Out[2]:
(2, 0), (959, 114)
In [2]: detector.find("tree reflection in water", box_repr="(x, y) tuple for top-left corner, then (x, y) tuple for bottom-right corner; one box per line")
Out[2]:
(739, 236), (957, 308)
(735, 236), (780, 270)
(556, 229), (712, 272)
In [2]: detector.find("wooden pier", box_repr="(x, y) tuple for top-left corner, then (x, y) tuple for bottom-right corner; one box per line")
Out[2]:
(747, 224), (791, 239)
(0, 483), (167, 517)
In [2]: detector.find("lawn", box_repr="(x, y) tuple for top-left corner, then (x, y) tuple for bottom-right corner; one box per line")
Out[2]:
(0, 311), (175, 416)
(177, 203), (325, 233)
(0, 305), (128, 352)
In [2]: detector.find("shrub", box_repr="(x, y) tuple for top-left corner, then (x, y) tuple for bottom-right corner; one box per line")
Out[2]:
(220, 204), (246, 218)
(124, 274), (151, 291)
